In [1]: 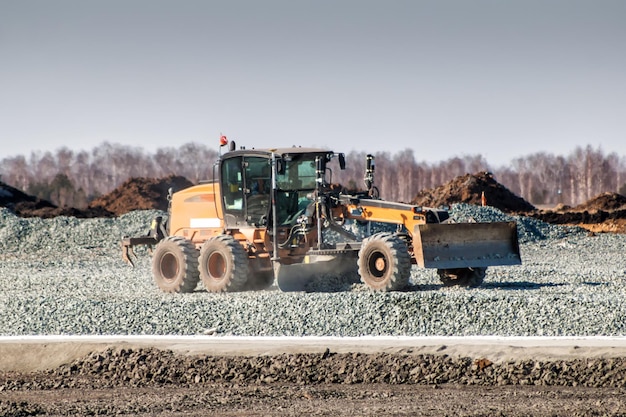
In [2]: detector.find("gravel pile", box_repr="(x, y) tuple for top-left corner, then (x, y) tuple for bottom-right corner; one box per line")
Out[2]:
(448, 203), (587, 243)
(1, 205), (625, 337)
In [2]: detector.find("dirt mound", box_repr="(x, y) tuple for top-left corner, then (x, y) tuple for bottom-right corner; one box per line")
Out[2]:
(411, 172), (535, 213)
(5, 172), (626, 234)
(530, 192), (626, 233)
(13, 202), (113, 218)
(0, 181), (113, 218)
(1, 175), (193, 218)
(0, 181), (39, 207)
(572, 192), (626, 212)
(88, 175), (193, 216)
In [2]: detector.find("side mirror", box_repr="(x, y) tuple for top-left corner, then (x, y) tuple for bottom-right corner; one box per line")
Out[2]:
(338, 153), (346, 170)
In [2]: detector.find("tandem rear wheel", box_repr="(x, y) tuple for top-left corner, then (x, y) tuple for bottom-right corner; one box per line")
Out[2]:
(151, 236), (200, 293)
(198, 235), (249, 292)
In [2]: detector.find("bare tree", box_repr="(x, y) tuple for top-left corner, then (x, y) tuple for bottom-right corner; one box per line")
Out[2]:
(153, 147), (182, 178)
(55, 147), (74, 177)
(176, 142), (218, 182)
(0, 155), (30, 190)
(464, 155), (490, 175)
(3, 141), (626, 209)
(391, 149), (416, 202)
(72, 150), (94, 199)
(29, 151), (57, 181)
(511, 157), (532, 203)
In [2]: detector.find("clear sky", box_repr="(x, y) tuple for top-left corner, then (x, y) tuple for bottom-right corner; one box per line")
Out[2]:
(1, 0), (624, 166)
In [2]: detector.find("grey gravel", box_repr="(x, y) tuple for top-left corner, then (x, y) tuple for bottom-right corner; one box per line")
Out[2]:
(1, 205), (625, 337)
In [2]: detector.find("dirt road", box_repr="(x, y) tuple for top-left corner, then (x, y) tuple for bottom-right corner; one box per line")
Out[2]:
(5, 335), (626, 372)
(3, 336), (626, 416)
(3, 382), (626, 416)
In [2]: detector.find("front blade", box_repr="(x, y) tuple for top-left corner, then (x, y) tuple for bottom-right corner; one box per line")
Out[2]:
(413, 221), (521, 269)
(274, 263), (317, 292)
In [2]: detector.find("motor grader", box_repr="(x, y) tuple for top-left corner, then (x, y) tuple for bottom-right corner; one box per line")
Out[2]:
(122, 141), (521, 292)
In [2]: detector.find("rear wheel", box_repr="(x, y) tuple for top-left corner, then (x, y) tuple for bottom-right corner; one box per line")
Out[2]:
(151, 236), (199, 293)
(437, 267), (486, 288)
(199, 235), (249, 292)
(358, 233), (411, 291)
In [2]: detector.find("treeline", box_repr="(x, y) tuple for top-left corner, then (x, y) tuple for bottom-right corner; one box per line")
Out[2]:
(1, 142), (625, 209)
(318, 145), (626, 206)
(0, 142), (219, 208)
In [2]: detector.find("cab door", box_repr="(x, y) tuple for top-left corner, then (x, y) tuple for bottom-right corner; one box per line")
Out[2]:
(221, 155), (271, 227)
(221, 156), (245, 227)
(244, 157), (271, 226)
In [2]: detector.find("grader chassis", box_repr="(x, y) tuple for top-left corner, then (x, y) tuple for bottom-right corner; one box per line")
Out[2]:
(122, 143), (520, 292)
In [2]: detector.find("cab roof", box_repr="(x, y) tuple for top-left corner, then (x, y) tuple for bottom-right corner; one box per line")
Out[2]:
(223, 146), (333, 159)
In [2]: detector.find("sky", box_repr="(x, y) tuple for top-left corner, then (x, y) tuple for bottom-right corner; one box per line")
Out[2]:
(1, 0), (625, 167)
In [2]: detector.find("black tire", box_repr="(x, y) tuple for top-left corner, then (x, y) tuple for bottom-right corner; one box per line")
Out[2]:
(358, 233), (411, 291)
(437, 267), (486, 288)
(151, 236), (199, 293)
(199, 235), (249, 292)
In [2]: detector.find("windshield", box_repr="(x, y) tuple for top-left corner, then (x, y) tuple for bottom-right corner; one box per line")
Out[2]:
(276, 156), (318, 190)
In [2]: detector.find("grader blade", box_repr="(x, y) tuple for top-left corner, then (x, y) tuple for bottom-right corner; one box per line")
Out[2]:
(274, 263), (318, 292)
(275, 253), (358, 292)
(413, 221), (521, 269)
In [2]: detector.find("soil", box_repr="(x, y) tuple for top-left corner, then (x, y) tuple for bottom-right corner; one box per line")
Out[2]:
(572, 192), (626, 212)
(2, 347), (626, 416)
(529, 192), (626, 233)
(3, 382), (625, 416)
(4, 172), (626, 233)
(88, 175), (193, 216)
(0, 175), (192, 218)
(0, 181), (114, 219)
(408, 172), (626, 234)
(411, 171), (536, 214)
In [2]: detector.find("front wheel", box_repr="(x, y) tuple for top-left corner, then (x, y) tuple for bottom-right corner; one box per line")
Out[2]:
(358, 233), (411, 291)
(199, 235), (249, 292)
(437, 267), (486, 288)
(151, 236), (199, 293)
